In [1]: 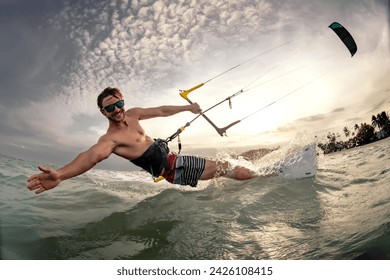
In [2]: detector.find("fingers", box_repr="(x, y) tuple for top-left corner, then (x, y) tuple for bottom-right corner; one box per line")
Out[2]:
(27, 166), (49, 182)
(192, 103), (202, 114)
(27, 173), (44, 182)
(38, 165), (50, 173)
(27, 166), (53, 195)
(27, 179), (47, 194)
(27, 175), (36, 183)
(27, 170), (44, 191)
(27, 178), (41, 191)
(35, 188), (47, 195)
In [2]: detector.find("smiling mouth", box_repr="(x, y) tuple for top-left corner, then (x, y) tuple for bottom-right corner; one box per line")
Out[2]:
(113, 111), (123, 118)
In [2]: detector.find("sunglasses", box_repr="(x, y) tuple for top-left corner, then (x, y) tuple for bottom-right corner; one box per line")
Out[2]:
(103, 100), (125, 113)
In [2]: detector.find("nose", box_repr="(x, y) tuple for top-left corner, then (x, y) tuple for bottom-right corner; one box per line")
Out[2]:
(113, 104), (122, 113)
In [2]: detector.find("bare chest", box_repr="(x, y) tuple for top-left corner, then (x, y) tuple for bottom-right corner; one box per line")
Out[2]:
(110, 120), (153, 160)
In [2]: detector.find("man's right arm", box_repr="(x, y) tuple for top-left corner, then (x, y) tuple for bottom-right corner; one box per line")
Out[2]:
(27, 137), (115, 194)
(57, 139), (114, 181)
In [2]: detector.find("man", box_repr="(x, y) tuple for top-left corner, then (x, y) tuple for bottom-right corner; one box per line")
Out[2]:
(27, 87), (263, 195)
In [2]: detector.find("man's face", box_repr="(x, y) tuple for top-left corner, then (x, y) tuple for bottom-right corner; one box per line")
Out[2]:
(101, 95), (125, 122)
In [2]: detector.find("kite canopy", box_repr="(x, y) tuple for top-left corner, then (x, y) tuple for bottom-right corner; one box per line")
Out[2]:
(329, 22), (357, 57)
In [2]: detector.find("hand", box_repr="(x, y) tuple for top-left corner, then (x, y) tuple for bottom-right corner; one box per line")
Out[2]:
(27, 166), (61, 194)
(189, 103), (202, 114)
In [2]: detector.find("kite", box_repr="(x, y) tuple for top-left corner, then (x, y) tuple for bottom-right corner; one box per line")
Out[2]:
(329, 22), (357, 57)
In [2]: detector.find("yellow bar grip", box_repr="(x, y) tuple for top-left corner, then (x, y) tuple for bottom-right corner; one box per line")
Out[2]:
(180, 83), (205, 100)
(153, 176), (165, 183)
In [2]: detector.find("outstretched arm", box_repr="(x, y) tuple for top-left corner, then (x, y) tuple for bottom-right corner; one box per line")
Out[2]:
(27, 137), (115, 194)
(129, 103), (201, 120)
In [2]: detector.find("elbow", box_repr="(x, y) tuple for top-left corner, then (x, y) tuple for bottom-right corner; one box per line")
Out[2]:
(93, 152), (109, 165)
(82, 150), (108, 167)
(161, 107), (175, 117)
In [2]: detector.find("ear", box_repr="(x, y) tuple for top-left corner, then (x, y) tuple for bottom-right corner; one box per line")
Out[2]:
(100, 108), (106, 115)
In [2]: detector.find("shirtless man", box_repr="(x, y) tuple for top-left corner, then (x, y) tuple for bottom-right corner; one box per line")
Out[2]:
(27, 87), (259, 195)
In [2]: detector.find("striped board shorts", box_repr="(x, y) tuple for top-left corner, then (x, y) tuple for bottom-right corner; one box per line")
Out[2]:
(172, 155), (206, 187)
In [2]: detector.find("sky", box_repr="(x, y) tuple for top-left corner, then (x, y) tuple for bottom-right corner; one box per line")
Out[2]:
(0, 0), (389, 170)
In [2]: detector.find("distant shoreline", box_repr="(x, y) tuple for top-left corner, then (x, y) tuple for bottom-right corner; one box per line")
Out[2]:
(317, 110), (390, 154)
(321, 134), (390, 155)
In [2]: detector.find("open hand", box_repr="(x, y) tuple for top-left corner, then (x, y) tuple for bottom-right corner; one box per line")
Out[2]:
(27, 166), (61, 194)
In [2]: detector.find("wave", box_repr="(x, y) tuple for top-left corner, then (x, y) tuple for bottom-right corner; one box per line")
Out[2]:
(1, 137), (390, 259)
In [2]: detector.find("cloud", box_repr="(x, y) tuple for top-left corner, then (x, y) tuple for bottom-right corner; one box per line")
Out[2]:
(51, 0), (303, 92)
(3, 0), (297, 141)
(272, 107), (353, 136)
(1, 0), (389, 167)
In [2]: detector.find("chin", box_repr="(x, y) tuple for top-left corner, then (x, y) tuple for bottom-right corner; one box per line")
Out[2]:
(111, 111), (125, 122)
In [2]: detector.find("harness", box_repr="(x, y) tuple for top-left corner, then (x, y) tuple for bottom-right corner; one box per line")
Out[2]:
(130, 139), (170, 178)
(131, 128), (186, 182)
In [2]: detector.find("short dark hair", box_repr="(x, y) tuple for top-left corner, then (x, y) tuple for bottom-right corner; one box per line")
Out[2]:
(97, 87), (123, 108)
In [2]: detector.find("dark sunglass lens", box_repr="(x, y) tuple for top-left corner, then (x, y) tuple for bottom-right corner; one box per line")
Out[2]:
(105, 104), (115, 112)
(116, 100), (124, 108)
(104, 100), (124, 112)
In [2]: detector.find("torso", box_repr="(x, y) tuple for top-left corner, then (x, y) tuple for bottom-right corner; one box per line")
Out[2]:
(105, 111), (154, 160)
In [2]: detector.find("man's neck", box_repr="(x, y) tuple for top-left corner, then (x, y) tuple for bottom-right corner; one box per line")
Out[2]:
(108, 118), (128, 129)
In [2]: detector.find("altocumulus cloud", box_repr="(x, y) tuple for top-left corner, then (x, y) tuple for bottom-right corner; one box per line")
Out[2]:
(1, 0), (389, 168)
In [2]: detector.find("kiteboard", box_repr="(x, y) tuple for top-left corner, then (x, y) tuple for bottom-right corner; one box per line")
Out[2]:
(277, 143), (317, 179)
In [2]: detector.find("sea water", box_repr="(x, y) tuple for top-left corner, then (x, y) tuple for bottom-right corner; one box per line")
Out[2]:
(1, 138), (389, 260)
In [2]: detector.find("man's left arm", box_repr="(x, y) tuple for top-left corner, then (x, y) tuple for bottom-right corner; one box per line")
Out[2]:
(129, 103), (201, 120)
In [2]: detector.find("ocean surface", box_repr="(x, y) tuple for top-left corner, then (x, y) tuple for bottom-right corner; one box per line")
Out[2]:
(1, 137), (389, 260)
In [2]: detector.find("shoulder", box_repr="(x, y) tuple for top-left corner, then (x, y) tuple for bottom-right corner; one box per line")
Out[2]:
(97, 132), (116, 146)
(125, 107), (144, 119)
(92, 133), (117, 155)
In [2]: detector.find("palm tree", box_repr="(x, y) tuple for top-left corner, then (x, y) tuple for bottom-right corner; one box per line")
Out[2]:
(371, 115), (378, 129)
(343, 126), (350, 138)
(376, 113), (384, 130)
(355, 123), (375, 145)
(380, 111), (390, 135)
